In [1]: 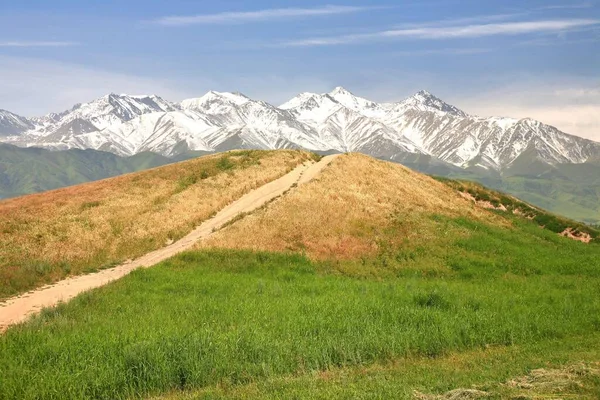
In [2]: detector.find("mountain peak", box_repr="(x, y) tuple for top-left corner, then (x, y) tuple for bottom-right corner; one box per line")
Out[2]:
(415, 89), (433, 97)
(329, 86), (354, 96)
(181, 90), (252, 114)
(0, 109), (34, 136)
(399, 90), (467, 117)
(201, 90), (250, 105)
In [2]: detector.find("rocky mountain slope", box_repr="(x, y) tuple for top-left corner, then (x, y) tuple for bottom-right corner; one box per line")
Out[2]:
(0, 110), (34, 137)
(2, 87), (599, 171)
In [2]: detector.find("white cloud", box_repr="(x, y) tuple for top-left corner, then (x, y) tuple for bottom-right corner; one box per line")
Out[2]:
(282, 19), (600, 46)
(153, 5), (372, 26)
(538, 2), (595, 10)
(0, 41), (78, 47)
(393, 13), (525, 29)
(468, 104), (600, 141)
(457, 80), (600, 141)
(0, 56), (332, 117)
(0, 56), (203, 116)
(391, 47), (491, 56)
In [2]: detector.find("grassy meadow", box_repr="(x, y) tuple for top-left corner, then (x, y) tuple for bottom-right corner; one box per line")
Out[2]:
(160, 335), (600, 399)
(2, 219), (600, 399)
(1, 152), (599, 399)
(0, 150), (311, 298)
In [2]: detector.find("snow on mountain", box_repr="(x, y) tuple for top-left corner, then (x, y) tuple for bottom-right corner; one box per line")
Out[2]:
(280, 87), (392, 122)
(279, 87), (415, 155)
(60, 94), (176, 128)
(382, 106), (599, 169)
(280, 92), (342, 125)
(391, 90), (467, 117)
(180, 91), (330, 152)
(8, 93), (182, 154)
(327, 87), (393, 119)
(182, 91), (250, 112)
(315, 107), (421, 156)
(0, 110), (34, 136)
(2, 87), (599, 171)
(100, 110), (217, 156)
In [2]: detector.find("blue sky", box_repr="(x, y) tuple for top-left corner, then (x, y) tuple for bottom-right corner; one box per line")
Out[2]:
(1, 0), (599, 139)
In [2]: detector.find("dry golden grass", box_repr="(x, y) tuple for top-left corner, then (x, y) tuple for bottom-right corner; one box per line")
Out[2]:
(0, 150), (312, 297)
(200, 153), (502, 264)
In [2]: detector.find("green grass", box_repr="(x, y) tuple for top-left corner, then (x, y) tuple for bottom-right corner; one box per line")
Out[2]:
(2, 216), (600, 400)
(159, 334), (600, 399)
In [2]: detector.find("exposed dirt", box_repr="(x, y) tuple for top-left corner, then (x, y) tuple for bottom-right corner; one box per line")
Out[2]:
(458, 191), (507, 212)
(414, 388), (490, 399)
(560, 228), (592, 243)
(0, 155), (339, 333)
(459, 191), (595, 244)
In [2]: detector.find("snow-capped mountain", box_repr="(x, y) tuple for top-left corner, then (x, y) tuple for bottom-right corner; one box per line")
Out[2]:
(32, 93), (178, 133)
(390, 90), (467, 117)
(0, 110), (34, 136)
(381, 103), (598, 169)
(280, 89), (419, 156)
(2, 87), (599, 171)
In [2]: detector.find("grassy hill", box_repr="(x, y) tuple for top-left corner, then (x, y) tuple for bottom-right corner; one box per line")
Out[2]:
(1, 152), (599, 399)
(398, 153), (600, 225)
(0, 150), (312, 298)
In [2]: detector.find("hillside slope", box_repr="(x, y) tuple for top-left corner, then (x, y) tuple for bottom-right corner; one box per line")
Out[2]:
(392, 154), (600, 225)
(201, 154), (599, 271)
(201, 153), (495, 262)
(0, 150), (312, 298)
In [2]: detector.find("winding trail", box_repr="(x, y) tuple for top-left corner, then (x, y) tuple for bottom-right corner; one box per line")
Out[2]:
(0, 154), (339, 332)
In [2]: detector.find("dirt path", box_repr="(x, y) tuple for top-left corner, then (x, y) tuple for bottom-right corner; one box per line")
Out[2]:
(0, 154), (339, 332)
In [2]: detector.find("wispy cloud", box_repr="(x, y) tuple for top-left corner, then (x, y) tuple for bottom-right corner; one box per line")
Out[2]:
(393, 47), (491, 56)
(282, 19), (600, 47)
(0, 41), (79, 47)
(538, 2), (595, 10)
(394, 13), (525, 29)
(518, 35), (600, 47)
(153, 5), (373, 26)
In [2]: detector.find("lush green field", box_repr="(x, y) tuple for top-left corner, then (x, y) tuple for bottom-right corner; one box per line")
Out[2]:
(161, 335), (600, 399)
(2, 213), (600, 399)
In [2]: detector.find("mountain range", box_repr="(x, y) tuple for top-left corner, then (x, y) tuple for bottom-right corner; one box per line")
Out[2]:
(2, 87), (599, 172)
(1, 87), (600, 224)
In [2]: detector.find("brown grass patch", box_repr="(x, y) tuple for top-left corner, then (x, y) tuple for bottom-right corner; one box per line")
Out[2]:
(415, 362), (600, 400)
(503, 362), (600, 398)
(199, 153), (502, 262)
(0, 150), (312, 298)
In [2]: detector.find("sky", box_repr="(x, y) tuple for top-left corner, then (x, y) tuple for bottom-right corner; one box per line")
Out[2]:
(0, 0), (599, 140)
